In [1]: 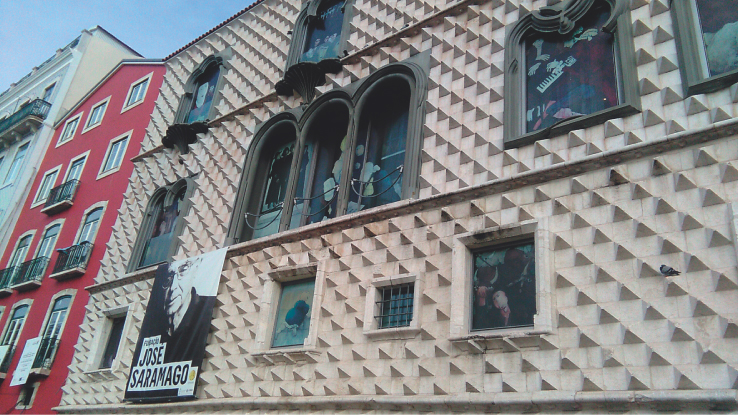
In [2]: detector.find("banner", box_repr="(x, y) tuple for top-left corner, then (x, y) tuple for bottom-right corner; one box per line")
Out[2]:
(124, 248), (227, 402)
(10, 337), (41, 386)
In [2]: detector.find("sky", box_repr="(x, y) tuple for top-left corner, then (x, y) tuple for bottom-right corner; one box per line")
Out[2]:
(0, 0), (258, 91)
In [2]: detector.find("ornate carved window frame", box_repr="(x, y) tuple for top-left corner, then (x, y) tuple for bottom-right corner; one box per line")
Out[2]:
(503, 0), (640, 149)
(126, 177), (196, 272)
(671, 0), (738, 96)
(228, 54), (429, 244)
(173, 49), (232, 125)
(284, 0), (355, 70)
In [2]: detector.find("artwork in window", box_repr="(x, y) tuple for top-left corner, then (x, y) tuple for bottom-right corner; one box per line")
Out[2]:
(524, 5), (617, 133)
(301, 0), (345, 62)
(377, 283), (414, 328)
(349, 79), (410, 213)
(472, 242), (536, 331)
(272, 278), (314, 348)
(139, 190), (184, 268)
(99, 316), (125, 369)
(186, 65), (220, 123)
(695, 0), (738, 77)
(252, 141), (294, 239)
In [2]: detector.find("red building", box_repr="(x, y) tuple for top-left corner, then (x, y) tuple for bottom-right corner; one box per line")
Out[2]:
(0, 60), (164, 413)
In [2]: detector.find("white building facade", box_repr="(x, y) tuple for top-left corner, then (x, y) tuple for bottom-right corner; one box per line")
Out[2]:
(58, 0), (738, 413)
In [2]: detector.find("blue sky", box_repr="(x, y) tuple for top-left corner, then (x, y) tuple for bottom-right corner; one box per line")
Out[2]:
(0, 0), (257, 91)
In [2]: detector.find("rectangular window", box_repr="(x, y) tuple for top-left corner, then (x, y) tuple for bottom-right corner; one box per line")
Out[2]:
(126, 79), (149, 107)
(99, 316), (125, 369)
(471, 241), (536, 331)
(102, 136), (128, 173)
(66, 157), (85, 183)
(86, 101), (107, 128)
(272, 278), (315, 348)
(33, 169), (59, 205)
(58, 117), (80, 144)
(3, 143), (29, 185)
(377, 283), (414, 328)
(42, 84), (56, 103)
(695, 0), (738, 77)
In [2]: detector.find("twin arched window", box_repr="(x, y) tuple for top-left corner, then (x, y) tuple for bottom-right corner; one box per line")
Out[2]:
(229, 61), (427, 243)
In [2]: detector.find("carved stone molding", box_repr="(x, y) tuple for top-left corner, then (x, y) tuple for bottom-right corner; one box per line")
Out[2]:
(161, 122), (210, 154)
(275, 59), (343, 104)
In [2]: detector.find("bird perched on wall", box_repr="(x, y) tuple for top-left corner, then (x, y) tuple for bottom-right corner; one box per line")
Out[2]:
(659, 265), (680, 276)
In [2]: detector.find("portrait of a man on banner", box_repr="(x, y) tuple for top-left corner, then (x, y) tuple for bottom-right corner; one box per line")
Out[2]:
(124, 248), (227, 402)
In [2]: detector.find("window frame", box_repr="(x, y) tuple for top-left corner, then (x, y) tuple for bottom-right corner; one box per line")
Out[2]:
(30, 164), (62, 208)
(81, 96), (111, 133)
(362, 273), (422, 338)
(503, 0), (639, 149)
(227, 56), (429, 244)
(31, 290), (76, 374)
(32, 220), (64, 261)
(6, 232), (35, 269)
(16, 381), (40, 410)
(2, 141), (30, 186)
(671, 0), (738, 96)
(72, 202), (107, 245)
(56, 113), (82, 147)
(127, 178), (196, 272)
(0, 301), (32, 351)
(62, 151), (89, 185)
(85, 304), (131, 373)
(121, 72), (154, 113)
(97, 131), (133, 180)
(450, 220), (553, 341)
(42, 83), (56, 103)
(284, 0), (355, 69)
(173, 51), (231, 124)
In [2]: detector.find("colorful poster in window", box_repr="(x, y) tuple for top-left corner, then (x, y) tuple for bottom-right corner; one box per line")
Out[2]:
(253, 141), (294, 238)
(525, 6), (617, 133)
(695, 0), (738, 76)
(186, 66), (220, 124)
(472, 242), (536, 331)
(272, 279), (315, 348)
(301, 0), (345, 62)
(140, 193), (183, 268)
(125, 248), (227, 402)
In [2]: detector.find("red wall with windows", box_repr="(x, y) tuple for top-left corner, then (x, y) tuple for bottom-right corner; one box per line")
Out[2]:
(0, 62), (164, 413)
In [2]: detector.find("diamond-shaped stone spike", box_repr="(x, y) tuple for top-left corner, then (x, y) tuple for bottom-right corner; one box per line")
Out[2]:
(686, 95), (709, 115)
(661, 87), (682, 105)
(678, 212), (703, 230)
(632, 19), (651, 36)
(643, 109), (664, 127)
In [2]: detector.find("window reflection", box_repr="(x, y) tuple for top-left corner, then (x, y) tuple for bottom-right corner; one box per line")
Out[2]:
(695, 0), (738, 77)
(301, 0), (345, 62)
(187, 65), (220, 123)
(139, 189), (185, 268)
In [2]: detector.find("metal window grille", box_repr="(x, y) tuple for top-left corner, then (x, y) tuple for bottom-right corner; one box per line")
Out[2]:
(376, 283), (414, 329)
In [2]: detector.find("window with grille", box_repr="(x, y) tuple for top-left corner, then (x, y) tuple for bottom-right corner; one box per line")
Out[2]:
(376, 283), (414, 329)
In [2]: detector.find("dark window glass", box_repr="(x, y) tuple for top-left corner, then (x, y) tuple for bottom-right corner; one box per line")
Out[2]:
(9, 236), (32, 267)
(301, 0), (345, 62)
(139, 189), (185, 268)
(695, 0), (738, 77)
(79, 208), (103, 243)
(43, 84), (55, 102)
(37, 225), (60, 259)
(377, 283), (414, 328)
(524, 6), (617, 133)
(99, 317), (125, 369)
(252, 141), (294, 239)
(186, 65), (220, 123)
(472, 242), (536, 331)
(272, 278), (315, 348)
(349, 78), (410, 213)
(1, 305), (29, 347)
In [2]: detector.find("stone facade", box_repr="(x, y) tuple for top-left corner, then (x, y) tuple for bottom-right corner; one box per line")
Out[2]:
(57, 0), (738, 412)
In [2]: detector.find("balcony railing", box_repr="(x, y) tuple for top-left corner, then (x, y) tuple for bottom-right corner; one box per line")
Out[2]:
(10, 257), (49, 291)
(31, 336), (59, 371)
(0, 99), (51, 139)
(0, 267), (16, 294)
(42, 179), (79, 215)
(0, 346), (15, 373)
(50, 242), (93, 280)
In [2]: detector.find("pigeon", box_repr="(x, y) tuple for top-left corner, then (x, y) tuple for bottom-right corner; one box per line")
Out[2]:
(659, 265), (680, 276)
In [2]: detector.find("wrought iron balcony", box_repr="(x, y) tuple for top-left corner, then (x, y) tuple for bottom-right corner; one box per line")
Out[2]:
(0, 267), (16, 297)
(0, 346), (15, 375)
(31, 336), (59, 375)
(41, 179), (79, 215)
(0, 99), (51, 143)
(10, 257), (49, 291)
(50, 242), (93, 281)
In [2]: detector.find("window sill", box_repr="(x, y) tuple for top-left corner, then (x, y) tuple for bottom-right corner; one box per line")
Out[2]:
(0, 288), (12, 298)
(120, 99), (145, 114)
(449, 327), (551, 353)
(685, 70), (738, 96)
(40, 199), (73, 215)
(49, 267), (86, 281)
(82, 367), (119, 380)
(252, 348), (320, 365)
(364, 326), (420, 340)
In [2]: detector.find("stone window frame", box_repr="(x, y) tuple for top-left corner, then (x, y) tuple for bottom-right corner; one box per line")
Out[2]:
(0, 299), (33, 349)
(227, 55), (429, 244)
(173, 50), (233, 124)
(670, 0), (738, 96)
(503, 0), (640, 149)
(84, 304), (132, 374)
(362, 273), (422, 339)
(70, 201), (108, 245)
(30, 164), (62, 208)
(56, 113), (83, 147)
(81, 95), (111, 134)
(29, 289), (77, 376)
(30, 218), (65, 261)
(252, 263), (324, 359)
(449, 219), (553, 342)
(121, 72), (154, 113)
(5, 231), (36, 269)
(284, 0), (355, 69)
(62, 150), (90, 184)
(15, 381), (40, 410)
(126, 177), (196, 272)
(96, 130), (133, 180)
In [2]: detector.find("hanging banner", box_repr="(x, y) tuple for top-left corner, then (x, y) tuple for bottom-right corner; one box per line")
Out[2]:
(10, 337), (41, 386)
(124, 248), (227, 402)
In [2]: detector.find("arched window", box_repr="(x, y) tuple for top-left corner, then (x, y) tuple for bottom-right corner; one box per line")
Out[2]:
(78, 208), (103, 243)
(671, 0), (738, 95)
(35, 295), (71, 370)
(0, 304), (29, 372)
(129, 179), (194, 271)
(174, 53), (230, 125)
(8, 236), (32, 268)
(229, 58), (428, 244)
(36, 225), (60, 260)
(285, 0), (354, 68)
(503, 0), (639, 148)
